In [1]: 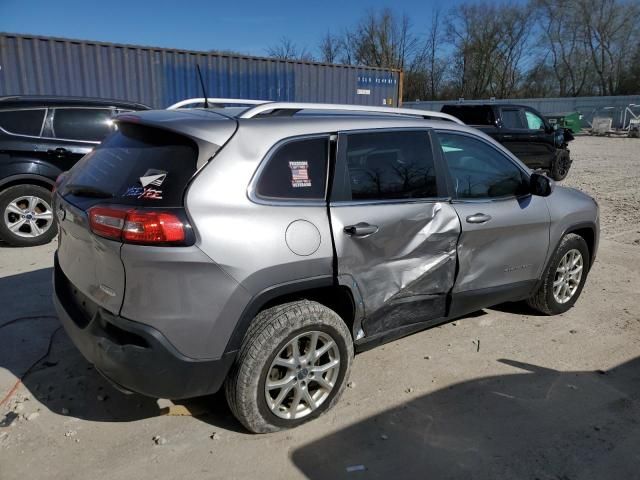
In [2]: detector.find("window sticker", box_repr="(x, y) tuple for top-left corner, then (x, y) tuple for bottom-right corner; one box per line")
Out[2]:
(139, 169), (167, 188)
(123, 186), (163, 200)
(122, 169), (167, 200)
(289, 161), (312, 188)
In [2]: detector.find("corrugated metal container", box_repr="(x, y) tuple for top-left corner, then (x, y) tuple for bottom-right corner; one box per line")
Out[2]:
(0, 33), (402, 108)
(405, 95), (640, 129)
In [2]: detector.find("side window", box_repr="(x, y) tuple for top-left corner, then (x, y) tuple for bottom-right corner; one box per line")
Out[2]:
(52, 108), (114, 142)
(525, 110), (545, 130)
(500, 108), (526, 129)
(344, 130), (437, 201)
(0, 109), (46, 136)
(437, 132), (529, 199)
(256, 137), (328, 200)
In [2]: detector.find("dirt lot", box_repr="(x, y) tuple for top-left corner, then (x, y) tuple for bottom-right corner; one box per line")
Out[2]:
(1, 136), (639, 480)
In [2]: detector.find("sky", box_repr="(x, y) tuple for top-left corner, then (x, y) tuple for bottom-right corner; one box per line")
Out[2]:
(1, 0), (460, 57)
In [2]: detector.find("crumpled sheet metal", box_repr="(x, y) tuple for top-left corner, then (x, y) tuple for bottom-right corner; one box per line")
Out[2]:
(333, 202), (460, 335)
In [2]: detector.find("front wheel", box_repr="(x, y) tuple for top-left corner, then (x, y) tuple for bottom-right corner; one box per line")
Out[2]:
(225, 300), (354, 433)
(527, 233), (590, 315)
(0, 184), (57, 247)
(551, 151), (571, 181)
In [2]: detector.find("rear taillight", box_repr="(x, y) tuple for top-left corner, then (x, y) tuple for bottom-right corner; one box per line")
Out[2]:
(89, 206), (127, 240)
(88, 206), (189, 245)
(122, 211), (185, 243)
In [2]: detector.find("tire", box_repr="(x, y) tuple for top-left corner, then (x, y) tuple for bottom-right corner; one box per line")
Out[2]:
(527, 233), (590, 315)
(0, 184), (57, 247)
(551, 151), (571, 181)
(225, 300), (354, 433)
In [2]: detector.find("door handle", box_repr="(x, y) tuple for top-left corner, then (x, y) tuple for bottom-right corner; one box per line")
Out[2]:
(48, 147), (69, 158)
(466, 213), (492, 224)
(344, 222), (379, 237)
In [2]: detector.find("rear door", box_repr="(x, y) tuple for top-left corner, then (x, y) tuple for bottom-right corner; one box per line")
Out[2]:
(329, 129), (460, 338)
(433, 131), (550, 316)
(46, 107), (116, 166)
(55, 123), (200, 315)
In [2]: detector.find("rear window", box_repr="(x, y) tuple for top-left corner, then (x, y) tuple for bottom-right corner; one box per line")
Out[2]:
(441, 106), (494, 125)
(255, 137), (328, 200)
(0, 109), (46, 136)
(62, 123), (198, 207)
(53, 108), (114, 142)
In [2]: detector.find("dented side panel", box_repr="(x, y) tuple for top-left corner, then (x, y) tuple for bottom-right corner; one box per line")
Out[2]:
(330, 201), (460, 336)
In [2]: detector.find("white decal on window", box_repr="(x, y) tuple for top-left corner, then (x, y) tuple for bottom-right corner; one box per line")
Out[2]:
(289, 161), (312, 188)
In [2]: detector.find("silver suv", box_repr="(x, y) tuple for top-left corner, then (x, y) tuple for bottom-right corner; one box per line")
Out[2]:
(53, 100), (599, 433)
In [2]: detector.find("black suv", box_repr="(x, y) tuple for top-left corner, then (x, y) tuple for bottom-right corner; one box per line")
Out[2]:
(441, 104), (574, 181)
(0, 96), (149, 246)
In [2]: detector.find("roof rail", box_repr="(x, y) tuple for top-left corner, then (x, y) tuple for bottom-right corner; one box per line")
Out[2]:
(167, 98), (267, 110)
(237, 102), (465, 124)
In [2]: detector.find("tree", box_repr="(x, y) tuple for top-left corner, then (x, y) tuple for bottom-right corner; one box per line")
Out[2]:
(406, 8), (447, 100)
(345, 8), (417, 70)
(319, 31), (341, 64)
(266, 37), (314, 62)
(445, 2), (532, 99)
(309, 1), (640, 101)
(534, 0), (593, 96)
(578, 0), (640, 95)
(619, 41), (640, 94)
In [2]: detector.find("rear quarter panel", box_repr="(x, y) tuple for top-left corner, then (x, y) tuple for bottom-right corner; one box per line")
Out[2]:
(183, 122), (335, 358)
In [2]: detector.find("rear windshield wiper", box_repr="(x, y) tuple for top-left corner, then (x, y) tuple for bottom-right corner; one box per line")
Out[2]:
(64, 184), (114, 198)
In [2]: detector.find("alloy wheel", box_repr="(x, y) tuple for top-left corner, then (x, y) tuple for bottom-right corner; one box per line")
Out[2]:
(264, 330), (341, 420)
(553, 249), (583, 304)
(3, 195), (54, 239)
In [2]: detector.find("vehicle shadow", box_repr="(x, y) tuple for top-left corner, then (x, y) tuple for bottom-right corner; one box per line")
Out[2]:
(291, 357), (640, 480)
(0, 267), (242, 431)
(488, 300), (545, 316)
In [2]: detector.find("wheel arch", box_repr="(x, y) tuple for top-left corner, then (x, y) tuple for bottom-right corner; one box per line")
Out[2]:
(0, 174), (55, 192)
(537, 221), (598, 289)
(224, 277), (357, 354)
(564, 223), (597, 267)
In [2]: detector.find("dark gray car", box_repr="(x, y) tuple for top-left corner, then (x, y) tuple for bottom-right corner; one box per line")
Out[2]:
(52, 101), (599, 433)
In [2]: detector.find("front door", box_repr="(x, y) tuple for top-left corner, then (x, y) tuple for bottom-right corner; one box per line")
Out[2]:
(522, 107), (557, 169)
(433, 131), (551, 316)
(497, 106), (534, 163)
(329, 129), (460, 339)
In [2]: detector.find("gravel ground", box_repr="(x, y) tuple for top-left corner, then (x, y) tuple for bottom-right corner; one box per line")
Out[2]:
(1, 136), (639, 480)
(565, 136), (640, 246)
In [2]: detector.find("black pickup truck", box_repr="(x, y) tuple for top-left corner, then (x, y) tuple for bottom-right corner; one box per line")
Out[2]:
(441, 104), (574, 181)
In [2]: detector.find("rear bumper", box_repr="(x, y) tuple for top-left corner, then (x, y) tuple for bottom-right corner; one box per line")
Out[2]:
(53, 254), (235, 399)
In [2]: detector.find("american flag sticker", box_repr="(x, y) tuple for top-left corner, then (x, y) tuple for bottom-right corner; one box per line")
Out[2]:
(289, 161), (312, 188)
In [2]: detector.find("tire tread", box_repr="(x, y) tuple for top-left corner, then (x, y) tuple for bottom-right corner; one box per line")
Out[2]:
(527, 233), (589, 315)
(225, 300), (353, 433)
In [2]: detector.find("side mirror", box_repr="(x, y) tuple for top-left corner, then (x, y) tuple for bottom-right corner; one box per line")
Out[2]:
(530, 172), (553, 197)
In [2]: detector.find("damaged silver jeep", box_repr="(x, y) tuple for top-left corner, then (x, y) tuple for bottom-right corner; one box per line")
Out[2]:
(52, 100), (599, 433)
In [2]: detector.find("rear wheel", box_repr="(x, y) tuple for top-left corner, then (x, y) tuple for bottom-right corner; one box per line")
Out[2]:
(225, 300), (353, 433)
(0, 184), (57, 247)
(527, 233), (590, 315)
